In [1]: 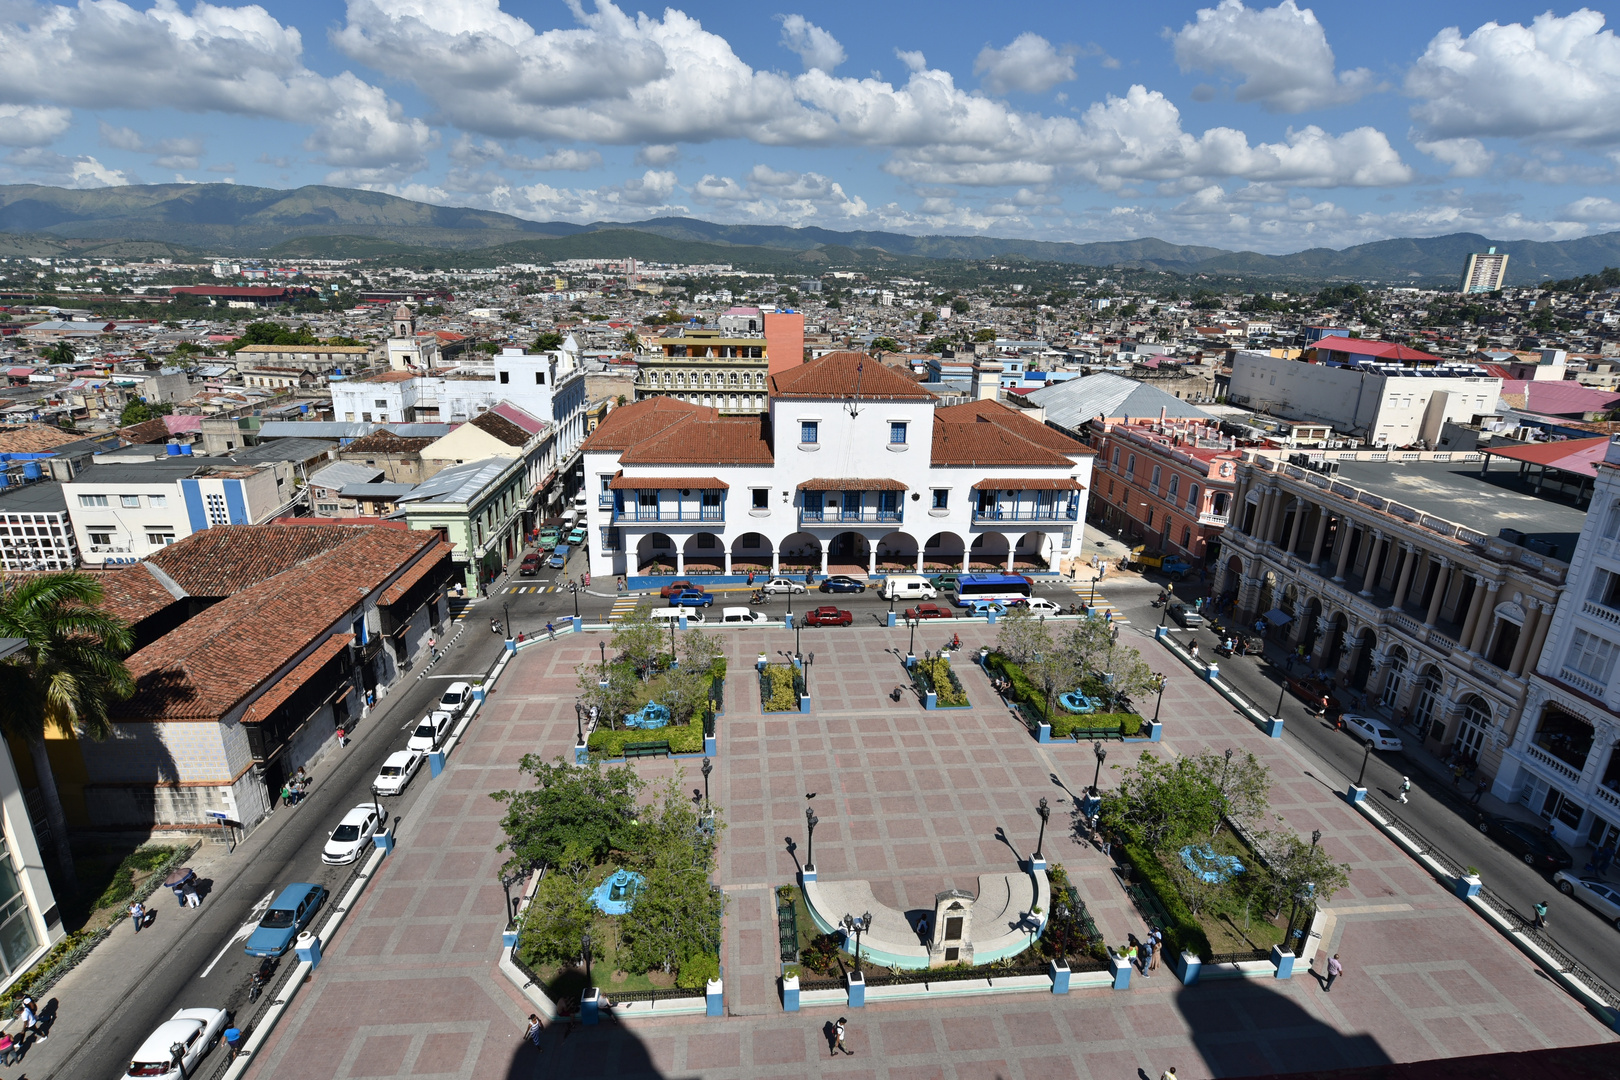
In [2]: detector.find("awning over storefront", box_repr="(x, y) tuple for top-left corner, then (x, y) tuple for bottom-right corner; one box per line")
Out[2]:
(1261, 608), (1293, 626)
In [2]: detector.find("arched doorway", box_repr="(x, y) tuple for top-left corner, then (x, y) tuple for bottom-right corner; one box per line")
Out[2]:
(730, 531), (771, 574)
(1257, 571), (1278, 619)
(1014, 531), (1049, 571)
(969, 532), (1010, 571)
(1221, 554), (1245, 602)
(923, 532), (965, 572)
(1281, 583), (1299, 617)
(1299, 597), (1323, 654)
(682, 532), (724, 574)
(1321, 612), (1348, 669)
(778, 531), (821, 575)
(1380, 646), (1409, 709)
(1351, 627), (1376, 691)
(636, 532), (676, 575)
(828, 531), (870, 574)
(1455, 695), (1492, 759)
(876, 531), (919, 573)
(1412, 666), (1445, 742)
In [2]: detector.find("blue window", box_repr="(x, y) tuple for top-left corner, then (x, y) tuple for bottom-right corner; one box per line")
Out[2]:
(933, 488), (948, 509)
(801, 421), (819, 444)
(889, 422), (907, 444)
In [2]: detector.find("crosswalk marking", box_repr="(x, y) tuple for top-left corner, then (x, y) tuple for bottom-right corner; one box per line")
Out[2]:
(1061, 581), (1129, 624)
(608, 596), (642, 622)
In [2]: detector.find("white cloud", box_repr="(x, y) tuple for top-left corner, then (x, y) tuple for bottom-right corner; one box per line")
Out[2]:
(388, 169), (690, 222)
(691, 164), (869, 224)
(776, 14), (844, 73)
(636, 144), (680, 166)
(1408, 10), (1620, 146)
(0, 104), (72, 147)
(894, 49), (927, 74)
(0, 0), (432, 174)
(450, 136), (601, 172)
(97, 122), (205, 169)
(974, 33), (1075, 95)
(2, 148), (129, 187)
(1412, 136), (1494, 177)
(1172, 0), (1376, 112)
(1560, 195), (1620, 224)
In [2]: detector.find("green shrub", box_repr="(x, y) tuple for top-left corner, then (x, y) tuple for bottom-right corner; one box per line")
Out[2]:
(1119, 842), (1212, 961)
(988, 653), (1142, 736)
(1051, 712), (1142, 739)
(676, 949), (720, 989)
(93, 844), (185, 910)
(916, 657), (968, 706)
(588, 724), (704, 758)
(761, 664), (800, 711)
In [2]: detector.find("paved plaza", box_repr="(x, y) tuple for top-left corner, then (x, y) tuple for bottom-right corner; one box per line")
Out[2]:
(246, 622), (1617, 1080)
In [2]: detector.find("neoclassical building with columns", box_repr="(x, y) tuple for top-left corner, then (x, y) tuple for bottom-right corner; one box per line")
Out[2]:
(1216, 452), (1581, 781)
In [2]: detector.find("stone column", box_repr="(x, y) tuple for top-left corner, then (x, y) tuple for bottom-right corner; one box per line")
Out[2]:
(1523, 599), (1555, 677)
(1308, 508), (1331, 566)
(1424, 559), (1452, 626)
(1469, 581), (1502, 654)
(1365, 647), (1391, 701)
(871, 541), (882, 577)
(1004, 544), (1016, 573)
(724, 551), (733, 575)
(1358, 531), (1387, 598)
(772, 546), (781, 574)
(820, 547), (830, 577)
(1310, 615), (1335, 667)
(1285, 498), (1307, 556)
(1457, 574), (1488, 648)
(1237, 574), (1263, 622)
(1333, 519), (1356, 582)
(1509, 601), (1542, 676)
(1231, 476), (1250, 530)
(1253, 487), (1275, 545)
(676, 550), (685, 574)
(1338, 629), (1366, 682)
(1391, 545), (1417, 609)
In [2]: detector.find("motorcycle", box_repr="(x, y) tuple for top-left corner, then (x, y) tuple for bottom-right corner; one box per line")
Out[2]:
(750, 589), (767, 605)
(1150, 592), (1169, 609)
(248, 956), (278, 1003)
(490, 618), (504, 636)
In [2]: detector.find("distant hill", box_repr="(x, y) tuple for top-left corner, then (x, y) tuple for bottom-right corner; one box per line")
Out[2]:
(2, 182), (1617, 285)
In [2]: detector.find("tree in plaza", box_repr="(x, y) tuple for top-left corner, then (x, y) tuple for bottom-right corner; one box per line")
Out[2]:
(0, 573), (134, 894)
(994, 608), (1051, 664)
(1251, 829), (1351, 920)
(1188, 748), (1271, 837)
(610, 604), (663, 678)
(490, 756), (645, 873)
(519, 841), (597, 966)
(617, 778), (727, 986)
(665, 629), (722, 724)
(1097, 752), (1221, 853)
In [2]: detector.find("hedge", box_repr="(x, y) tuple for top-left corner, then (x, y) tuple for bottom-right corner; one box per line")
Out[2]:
(986, 653), (1142, 737)
(588, 723), (704, 758)
(1118, 841), (1212, 962)
(1052, 711), (1142, 739)
(913, 657), (968, 707)
(760, 664), (802, 712)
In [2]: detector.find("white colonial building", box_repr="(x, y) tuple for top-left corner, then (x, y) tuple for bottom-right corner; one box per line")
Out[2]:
(1498, 435), (1620, 847)
(581, 352), (1095, 580)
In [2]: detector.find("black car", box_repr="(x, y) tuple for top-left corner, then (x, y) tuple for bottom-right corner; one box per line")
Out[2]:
(1475, 813), (1574, 871)
(819, 575), (867, 594)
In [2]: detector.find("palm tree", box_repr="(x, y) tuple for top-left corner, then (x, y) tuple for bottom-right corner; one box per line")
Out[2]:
(0, 574), (133, 895)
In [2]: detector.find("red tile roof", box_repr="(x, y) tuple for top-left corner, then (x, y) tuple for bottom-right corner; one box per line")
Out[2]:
(797, 478), (908, 490)
(770, 351), (933, 401)
(380, 542), (453, 604)
(340, 430), (434, 455)
(933, 399), (1091, 467)
(147, 523), (381, 597)
(618, 413), (773, 467)
(936, 399), (1091, 455)
(1481, 436), (1609, 477)
(241, 634), (352, 725)
(0, 424), (88, 453)
(608, 475), (728, 490)
(466, 409), (532, 448)
(970, 478), (1085, 491)
(1499, 380), (1620, 417)
(1312, 336), (1438, 363)
(580, 397), (708, 454)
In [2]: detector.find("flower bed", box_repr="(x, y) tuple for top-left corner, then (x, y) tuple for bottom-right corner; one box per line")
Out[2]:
(985, 653), (1142, 736)
(910, 656), (968, 707)
(759, 663), (805, 711)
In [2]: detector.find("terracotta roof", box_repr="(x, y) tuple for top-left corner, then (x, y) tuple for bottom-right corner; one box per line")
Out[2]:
(935, 399), (1091, 455)
(0, 424), (87, 453)
(119, 527), (440, 722)
(970, 477), (1085, 491)
(608, 475), (728, 490)
(618, 413), (773, 467)
(579, 397), (708, 453)
(241, 634), (353, 725)
(1481, 437), (1610, 477)
(491, 402), (547, 435)
(147, 522), (394, 597)
(73, 565), (183, 627)
(932, 399), (1090, 468)
(380, 542), (453, 604)
(1499, 380), (1620, 418)
(117, 417), (174, 445)
(466, 409), (531, 448)
(340, 430), (435, 455)
(769, 351), (932, 401)
(797, 478), (908, 490)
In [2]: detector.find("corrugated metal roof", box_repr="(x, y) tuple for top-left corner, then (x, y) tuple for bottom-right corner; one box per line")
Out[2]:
(1027, 373), (1214, 429)
(396, 458), (513, 505)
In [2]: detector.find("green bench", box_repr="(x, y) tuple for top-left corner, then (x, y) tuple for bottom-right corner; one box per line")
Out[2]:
(623, 740), (671, 760)
(1065, 724), (1125, 741)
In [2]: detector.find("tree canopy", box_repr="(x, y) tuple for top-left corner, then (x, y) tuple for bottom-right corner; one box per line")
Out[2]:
(225, 321), (318, 352)
(490, 757), (645, 873)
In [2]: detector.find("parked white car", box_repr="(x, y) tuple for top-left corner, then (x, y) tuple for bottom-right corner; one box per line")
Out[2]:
(322, 804), (388, 865)
(125, 1007), (227, 1079)
(761, 577), (807, 595)
(1342, 714), (1403, 751)
(438, 681), (472, 716)
(1017, 597), (1064, 617)
(1553, 871), (1620, 928)
(720, 606), (768, 624)
(406, 710), (454, 753)
(372, 750), (424, 796)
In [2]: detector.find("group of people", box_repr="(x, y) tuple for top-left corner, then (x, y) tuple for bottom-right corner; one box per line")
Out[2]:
(0, 994), (46, 1064)
(1116, 928), (1165, 976)
(279, 767), (312, 807)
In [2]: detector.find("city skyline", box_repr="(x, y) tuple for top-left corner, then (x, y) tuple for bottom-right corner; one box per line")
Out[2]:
(3, 0), (1620, 252)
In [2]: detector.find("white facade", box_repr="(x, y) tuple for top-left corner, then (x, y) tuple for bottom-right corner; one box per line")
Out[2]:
(582, 355), (1095, 581)
(0, 497), (78, 571)
(1229, 351), (1502, 446)
(1500, 435), (1620, 847)
(63, 461), (294, 565)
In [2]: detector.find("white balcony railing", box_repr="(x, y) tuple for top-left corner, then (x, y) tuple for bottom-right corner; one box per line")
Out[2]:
(1559, 667), (1608, 700)
(1525, 743), (1583, 784)
(1581, 600), (1620, 630)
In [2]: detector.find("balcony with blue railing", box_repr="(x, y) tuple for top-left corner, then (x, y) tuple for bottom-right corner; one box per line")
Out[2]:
(597, 493), (615, 509)
(798, 507), (903, 526)
(612, 505), (725, 523)
(971, 504), (1079, 523)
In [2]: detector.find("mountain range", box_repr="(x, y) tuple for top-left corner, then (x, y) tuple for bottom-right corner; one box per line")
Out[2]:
(2, 182), (1618, 286)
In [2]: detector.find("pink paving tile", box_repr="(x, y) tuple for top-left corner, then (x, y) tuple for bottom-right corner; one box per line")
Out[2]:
(341, 926), (394, 956)
(350, 1034), (407, 1076)
(877, 1018), (937, 1054)
(942, 1021), (1003, 1052)
(1077, 1049), (1145, 1079)
(751, 1026), (813, 1065)
(686, 1032), (743, 1068)
(364, 887), (414, 919)
(887, 1067), (945, 1080)
(410, 1031), (472, 1074)
(1019, 1054), (1082, 1080)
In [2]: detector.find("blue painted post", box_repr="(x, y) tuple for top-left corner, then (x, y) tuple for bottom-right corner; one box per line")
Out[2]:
(801, 866), (817, 883)
(757, 654), (768, 672)
(428, 751), (446, 777)
(372, 829), (394, 853)
(1037, 723), (1051, 743)
(706, 978), (723, 1017)
(782, 974), (801, 1011)
(1050, 961), (1071, 995)
(1176, 952), (1202, 985)
(472, 686), (486, 702)
(1144, 721), (1163, 741)
(502, 928), (519, 949)
(783, 614), (794, 630)
(571, 615), (582, 632)
(678, 614), (688, 630)
(1454, 874), (1482, 899)
(1347, 784), (1368, 802)
(1263, 717), (1285, 738)
(1204, 662), (1219, 682)
(905, 654), (916, 669)
(987, 609), (998, 625)
(886, 611), (896, 628)
(846, 971), (866, 1008)
(1108, 951), (1132, 990)
(1271, 947), (1295, 979)
(1154, 625), (1169, 641)
(295, 932), (322, 970)
(1030, 855), (1047, 874)
(798, 694), (811, 713)
(581, 989), (600, 1025)
(704, 734), (717, 755)
(924, 690), (937, 710)
(574, 742), (588, 765)
(505, 637), (517, 653)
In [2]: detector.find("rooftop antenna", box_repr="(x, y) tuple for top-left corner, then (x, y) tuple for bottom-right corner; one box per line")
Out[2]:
(846, 358), (865, 417)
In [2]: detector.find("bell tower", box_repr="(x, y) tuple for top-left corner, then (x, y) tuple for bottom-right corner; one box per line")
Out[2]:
(393, 303), (415, 339)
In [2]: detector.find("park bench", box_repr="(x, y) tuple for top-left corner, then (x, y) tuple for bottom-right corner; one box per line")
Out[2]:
(623, 740), (671, 760)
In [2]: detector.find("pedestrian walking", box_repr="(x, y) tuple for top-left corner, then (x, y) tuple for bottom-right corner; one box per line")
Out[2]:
(1533, 900), (1548, 929)
(18, 999), (43, 1043)
(184, 883), (200, 907)
(589, 704), (599, 728)
(1160, 1069), (1178, 1080)
(833, 1016), (852, 1056)
(1470, 780), (1488, 805)
(524, 1014), (544, 1048)
(1397, 776), (1411, 803)
(224, 1027), (243, 1059)
(335, 725), (348, 747)
(545, 621), (556, 639)
(1189, 641), (1199, 661)
(129, 900), (146, 933)
(0, 1032), (16, 1066)
(1139, 932), (1155, 976)
(1150, 928), (1163, 970)
(1324, 953), (1343, 992)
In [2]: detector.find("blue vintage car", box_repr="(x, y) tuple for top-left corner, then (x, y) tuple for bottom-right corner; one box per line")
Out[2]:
(244, 882), (327, 958)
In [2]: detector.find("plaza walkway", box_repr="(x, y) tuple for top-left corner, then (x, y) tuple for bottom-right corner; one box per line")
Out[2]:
(246, 622), (1615, 1080)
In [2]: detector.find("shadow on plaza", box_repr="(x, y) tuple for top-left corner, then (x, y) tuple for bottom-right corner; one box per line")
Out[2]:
(498, 1015), (675, 1080)
(1171, 969), (1390, 1076)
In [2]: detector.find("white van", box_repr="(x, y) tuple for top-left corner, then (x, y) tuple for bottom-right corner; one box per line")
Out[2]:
(652, 607), (706, 625)
(720, 606), (767, 624)
(881, 575), (937, 601)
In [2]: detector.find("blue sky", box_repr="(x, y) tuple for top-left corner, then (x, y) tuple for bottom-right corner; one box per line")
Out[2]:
(3, 0), (1620, 252)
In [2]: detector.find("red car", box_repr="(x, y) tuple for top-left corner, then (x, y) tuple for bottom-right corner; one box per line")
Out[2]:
(904, 602), (952, 620)
(804, 605), (853, 627)
(658, 579), (706, 599)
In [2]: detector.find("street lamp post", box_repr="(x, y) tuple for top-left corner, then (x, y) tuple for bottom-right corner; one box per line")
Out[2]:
(1159, 599), (1169, 627)
(571, 581), (580, 620)
(1152, 674), (1166, 724)
(840, 911), (873, 975)
(907, 615), (918, 659)
(1273, 679), (1287, 721)
(575, 699), (584, 745)
(1355, 741), (1373, 788)
(503, 601), (511, 638)
(701, 756), (712, 808)
(582, 928), (593, 987)
(1034, 796), (1050, 861)
(1091, 741), (1107, 796)
(171, 1043), (192, 1080)
(599, 640), (607, 666)
(804, 805), (818, 873)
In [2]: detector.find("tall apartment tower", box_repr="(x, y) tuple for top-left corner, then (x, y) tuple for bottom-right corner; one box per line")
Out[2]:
(1461, 247), (1509, 294)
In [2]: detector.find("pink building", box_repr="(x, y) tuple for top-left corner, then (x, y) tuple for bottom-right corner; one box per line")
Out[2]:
(1087, 418), (1240, 565)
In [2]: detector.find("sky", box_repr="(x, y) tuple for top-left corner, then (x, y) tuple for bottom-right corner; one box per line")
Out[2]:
(3, 0), (1620, 253)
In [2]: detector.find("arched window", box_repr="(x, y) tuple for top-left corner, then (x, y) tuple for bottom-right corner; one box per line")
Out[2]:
(1604, 500), (1620, 540)
(1188, 484), (1201, 512)
(1126, 454), (1136, 479)
(1168, 475), (1179, 500)
(1150, 465), (1162, 492)
(1456, 695), (1492, 757)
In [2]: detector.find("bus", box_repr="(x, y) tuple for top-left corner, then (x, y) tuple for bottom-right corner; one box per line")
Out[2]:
(950, 573), (1033, 607)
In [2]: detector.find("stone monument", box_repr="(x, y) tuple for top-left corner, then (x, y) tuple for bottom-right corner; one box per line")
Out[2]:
(930, 888), (976, 967)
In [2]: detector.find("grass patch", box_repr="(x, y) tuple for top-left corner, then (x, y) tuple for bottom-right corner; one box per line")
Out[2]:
(986, 653), (1142, 735)
(1119, 828), (1296, 960)
(521, 914), (678, 1000)
(1051, 711), (1142, 739)
(587, 723), (704, 758)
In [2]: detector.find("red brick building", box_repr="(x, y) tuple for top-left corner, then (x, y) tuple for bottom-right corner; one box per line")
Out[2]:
(1086, 418), (1240, 565)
